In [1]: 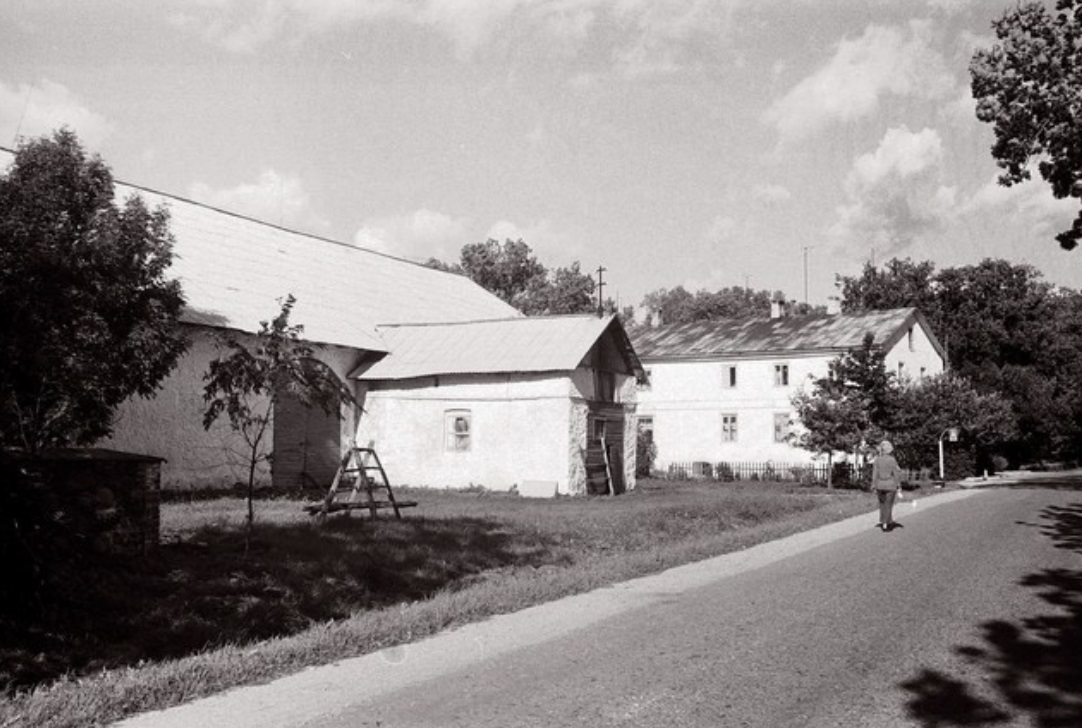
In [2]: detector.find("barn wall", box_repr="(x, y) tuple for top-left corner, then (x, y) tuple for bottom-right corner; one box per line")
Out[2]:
(101, 326), (361, 491)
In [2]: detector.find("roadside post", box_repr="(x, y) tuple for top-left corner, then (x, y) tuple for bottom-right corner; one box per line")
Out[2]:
(939, 426), (960, 481)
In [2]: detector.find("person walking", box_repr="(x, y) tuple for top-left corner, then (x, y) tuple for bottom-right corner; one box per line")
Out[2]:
(871, 440), (903, 531)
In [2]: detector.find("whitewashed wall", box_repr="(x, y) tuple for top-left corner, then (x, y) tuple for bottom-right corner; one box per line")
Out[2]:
(356, 373), (574, 494)
(101, 325), (361, 490)
(883, 323), (944, 382)
(638, 353), (828, 466)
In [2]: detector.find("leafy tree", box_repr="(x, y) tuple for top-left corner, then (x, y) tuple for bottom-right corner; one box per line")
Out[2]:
(790, 389), (867, 488)
(459, 238), (546, 305)
(971, 0), (1082, 249)
(517, 261), (596, 315)
(838, 257), (1076, 465)
(436, 239), (600, 316)
(790, 335), (896, 487)
(836, 258), (940, 324)
(890, 373), (1017, 478)
(202, 295), (354, 535)
(0, 129), (187, 453)
(640, 285), (801, 324)
(422, 257), (462, 273)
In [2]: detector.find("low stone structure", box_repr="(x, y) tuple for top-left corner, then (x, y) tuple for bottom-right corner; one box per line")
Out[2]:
(2, 448), (162, 556)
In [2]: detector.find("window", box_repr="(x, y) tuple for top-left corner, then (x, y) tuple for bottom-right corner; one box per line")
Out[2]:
(908, 326), (915, 351)
(721, 413), (738, 442)
(723, 364), (737, 388)
(920, 366), (926, 379)
(444, 410), (471, 452)
(898, 361), (905, 377)
(774, 413), (790, 443)
(774, 364), (789, 387)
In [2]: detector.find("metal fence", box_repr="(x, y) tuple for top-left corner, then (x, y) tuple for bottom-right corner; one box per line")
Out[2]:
(657, 460), (937, 487)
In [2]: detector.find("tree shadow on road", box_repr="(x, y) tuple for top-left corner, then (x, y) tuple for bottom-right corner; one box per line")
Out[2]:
(900, 501), (1082, 727)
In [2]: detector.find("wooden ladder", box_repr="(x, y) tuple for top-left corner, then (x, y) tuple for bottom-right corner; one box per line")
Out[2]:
(304, 446), (417, 520)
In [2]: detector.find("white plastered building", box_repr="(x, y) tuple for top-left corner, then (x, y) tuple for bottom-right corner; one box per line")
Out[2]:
(631, 308), (945, 469)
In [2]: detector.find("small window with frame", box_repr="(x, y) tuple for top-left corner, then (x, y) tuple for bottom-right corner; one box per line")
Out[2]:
(774, 363), (789, 387)
(444, 410), (471, 452)
(773, 412), (790, 443)
(721, 413), (738, 442)
(722, 364), (737, 389)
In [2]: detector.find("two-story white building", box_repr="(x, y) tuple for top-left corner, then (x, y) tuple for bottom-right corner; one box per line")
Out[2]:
(630, 307), (945, 468)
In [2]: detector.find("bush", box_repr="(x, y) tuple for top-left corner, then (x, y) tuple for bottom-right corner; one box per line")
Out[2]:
(636, 431), (656, 477)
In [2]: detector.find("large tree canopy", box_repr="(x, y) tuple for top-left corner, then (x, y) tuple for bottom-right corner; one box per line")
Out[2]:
(971, 0), (1082, 249)
(837, 257), (1082, 464)
(0, 129), (187, 451)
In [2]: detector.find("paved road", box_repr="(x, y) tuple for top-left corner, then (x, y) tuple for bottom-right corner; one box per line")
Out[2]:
(119, 478), (1082, 728)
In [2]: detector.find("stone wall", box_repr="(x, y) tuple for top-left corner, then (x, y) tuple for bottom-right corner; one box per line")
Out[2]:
(2, 449), (162, 556)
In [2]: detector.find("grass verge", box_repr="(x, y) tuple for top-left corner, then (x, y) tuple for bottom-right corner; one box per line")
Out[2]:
(1, 479), (890, 728)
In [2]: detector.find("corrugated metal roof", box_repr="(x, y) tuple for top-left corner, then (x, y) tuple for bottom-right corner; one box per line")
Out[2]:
(0, 146), (521, 353)
(631, 308), (932, 359)
(124, 184), (521, 352)
(354, 314), (637, 380)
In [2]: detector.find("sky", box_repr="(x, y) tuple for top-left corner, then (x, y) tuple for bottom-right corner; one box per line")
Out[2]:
(2, 0), (1080, 312)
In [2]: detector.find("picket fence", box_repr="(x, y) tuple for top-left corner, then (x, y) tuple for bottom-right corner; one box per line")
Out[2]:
(658, 460), (936, 487)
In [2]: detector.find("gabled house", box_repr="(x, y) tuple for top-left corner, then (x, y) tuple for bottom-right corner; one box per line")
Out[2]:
(353, 314), (644, 496)
(631, 308), (945, 468)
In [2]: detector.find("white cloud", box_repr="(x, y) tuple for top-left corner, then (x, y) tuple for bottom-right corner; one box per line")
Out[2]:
(962, 175), (1077, 241)
(354, 208), (473, 261)
(765, 21), (956, 144)
(188, 170), (328, 231)
(169, 0), (735, 69)
(752, 183), (792, 206)
(830, 126), (957, 256)
(926, 0), (978, 14)
(0, 78), (113, 149)
(707, 214), (741, 242)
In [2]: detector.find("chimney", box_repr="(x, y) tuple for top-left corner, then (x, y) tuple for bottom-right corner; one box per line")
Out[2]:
(770, 299), (787, 319)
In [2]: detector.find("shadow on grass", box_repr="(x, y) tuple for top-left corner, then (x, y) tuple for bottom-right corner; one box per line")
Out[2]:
(900, 501), (1082, 727)
(0, 514), (561, 691)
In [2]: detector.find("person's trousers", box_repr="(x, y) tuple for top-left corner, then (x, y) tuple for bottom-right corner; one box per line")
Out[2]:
(876, 489), (897, 524)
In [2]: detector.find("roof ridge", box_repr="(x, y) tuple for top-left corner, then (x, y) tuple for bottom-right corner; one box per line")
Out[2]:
(116, 179), (475, 275)
(377, 313), (604, 329)
(1, 145), (455, 276)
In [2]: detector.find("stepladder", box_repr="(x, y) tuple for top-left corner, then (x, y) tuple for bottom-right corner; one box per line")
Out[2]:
(304, 446), (417, 521)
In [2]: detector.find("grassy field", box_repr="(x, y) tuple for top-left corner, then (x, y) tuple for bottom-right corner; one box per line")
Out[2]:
(0, 478), (884, 728)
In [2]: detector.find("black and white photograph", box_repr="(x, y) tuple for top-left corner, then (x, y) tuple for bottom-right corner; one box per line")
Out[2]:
(2, 1), (1081, 726)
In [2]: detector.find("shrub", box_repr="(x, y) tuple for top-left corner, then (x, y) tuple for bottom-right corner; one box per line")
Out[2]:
(636, 430), (656, 477)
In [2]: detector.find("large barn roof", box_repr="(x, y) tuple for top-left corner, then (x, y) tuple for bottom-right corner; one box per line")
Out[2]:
(631, 308), (944, 360)
(353, 314), (644, 381)
(122, 183), (521, 353)
(0, 147), (521, 353)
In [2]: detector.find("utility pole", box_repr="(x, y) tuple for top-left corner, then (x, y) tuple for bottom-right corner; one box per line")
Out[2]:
(802, 246), (813, 306)
(596, 265), (606, 317)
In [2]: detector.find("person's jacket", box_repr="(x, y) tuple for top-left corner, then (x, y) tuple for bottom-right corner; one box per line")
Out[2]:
(871, 454), (902, 491)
